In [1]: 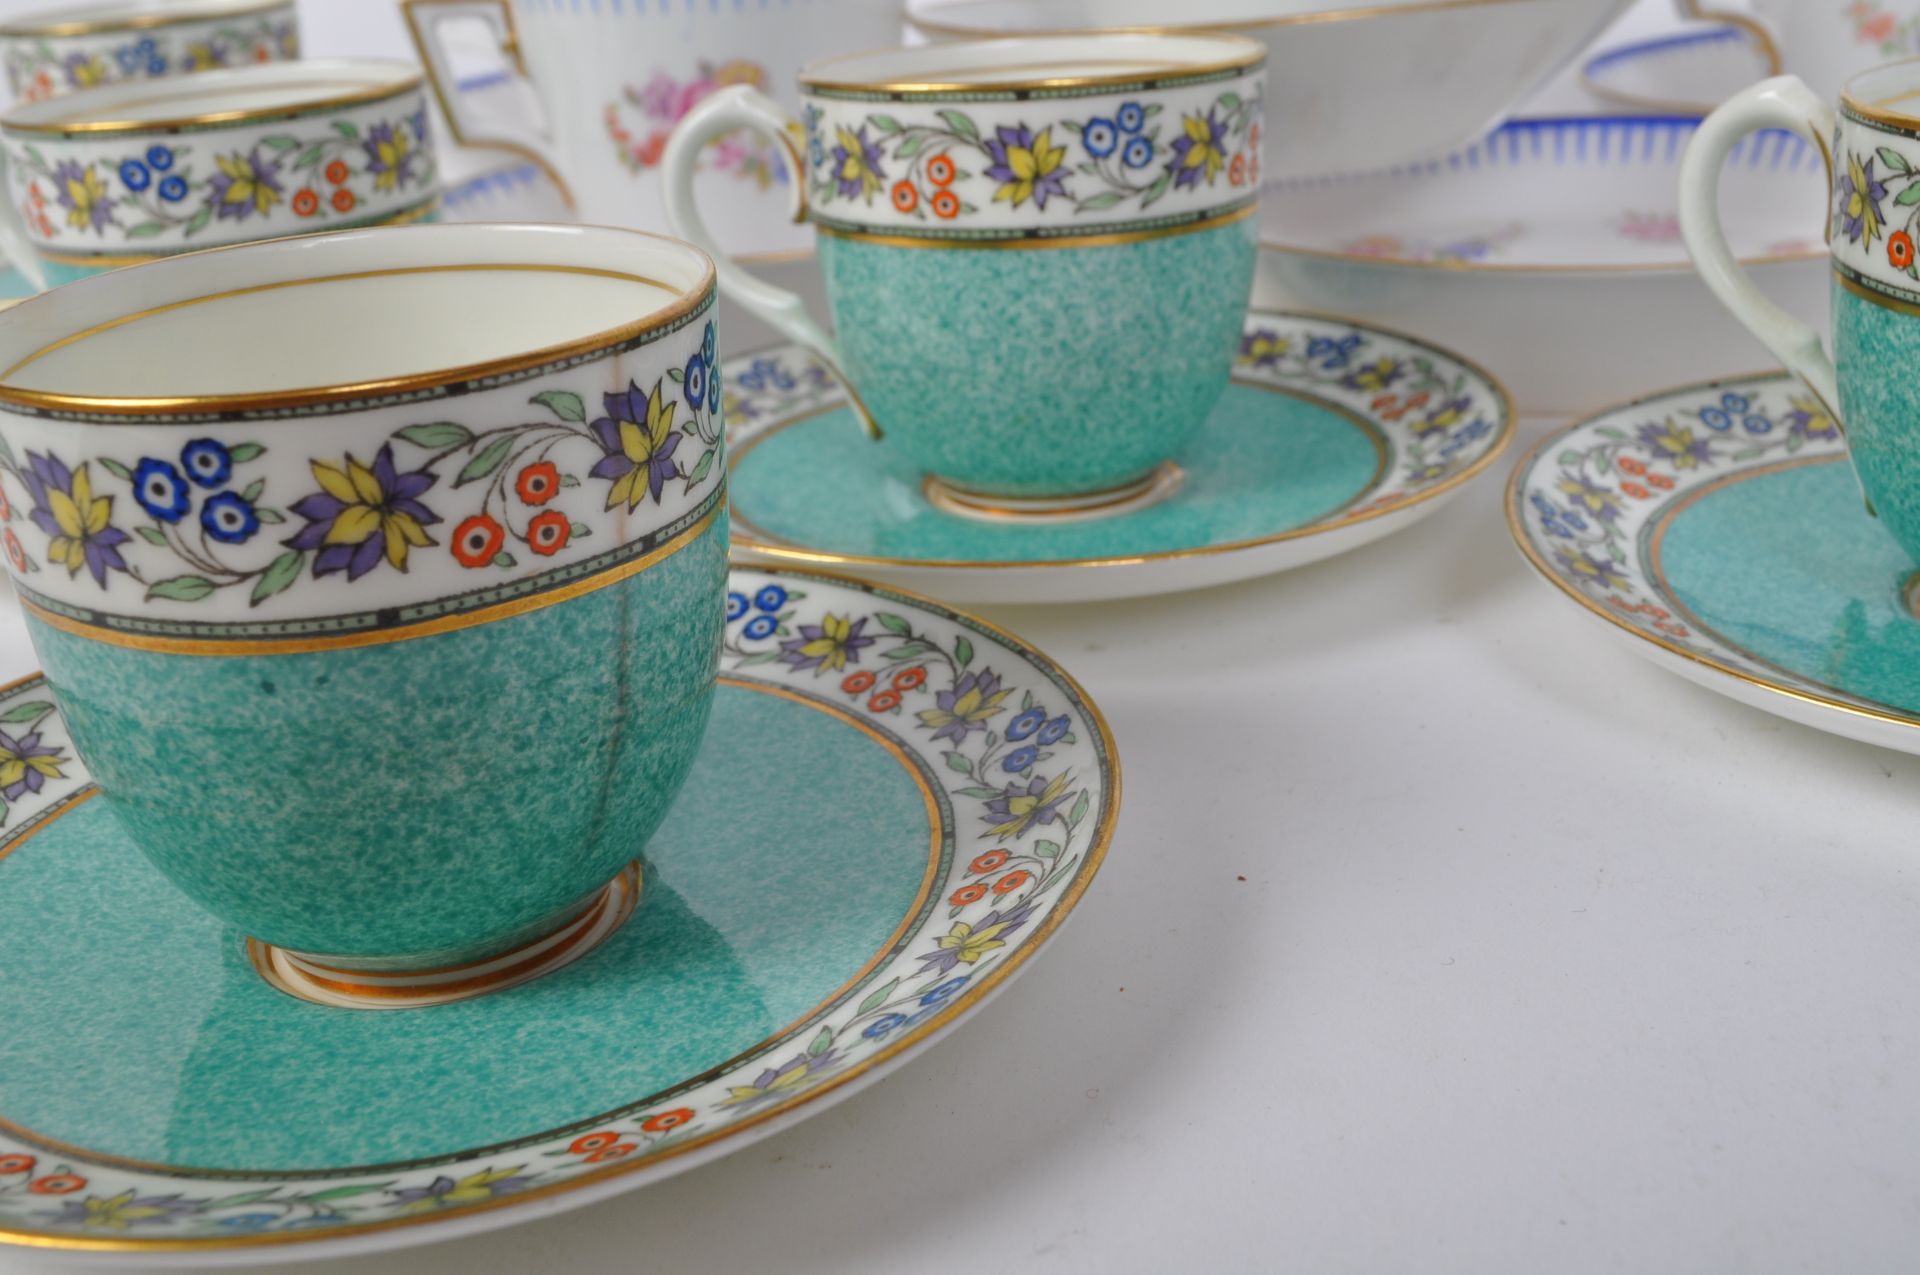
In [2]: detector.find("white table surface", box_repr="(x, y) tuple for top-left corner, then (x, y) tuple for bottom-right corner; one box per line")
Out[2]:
(11, 1), (1920, 1272)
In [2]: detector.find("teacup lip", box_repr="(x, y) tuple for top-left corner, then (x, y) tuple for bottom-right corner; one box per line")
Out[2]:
(1842, 56), (1920, 130)
(0, 0), (288, 40)
(0, 222), (717, 418)
(797, 31), (1265, 96)
(0, 58), (419, 137)
(904, 0), (1518, 39)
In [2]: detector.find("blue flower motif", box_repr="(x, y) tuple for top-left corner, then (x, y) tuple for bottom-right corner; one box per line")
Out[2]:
(1529, 492), (1587, 539)
(754, 583), (787, 613)
(158, 174), (188, 202)
(1121, 135), (1154, 169)
(1083, 118), (1118, 158)
(743, 613), (778, 641)
(1720, 393), (1750, 413)
(737, 358), (796, 393)
(180, 439), (232, 488)
(201, 491), (260, 544)
(119, 159), (150, 192)
(920, 975), (969, 1007)
(1742, 412), (1773, 435)
(1003, 745), (1039, 773)
(1307, 333), (1364, 371)
(726, 590), (749, 621)
(216, 1212), (280, 1230)
(862, 1012), (908, 1039)
(1117, 101), (1146, 133)
(1006, 706), (1047, 741)
(146, 145), (174, 172)
(1699, 406), (1732, 431)
(702, 320), (716, 367)
(684, 353), (708, 416)
(1037, 715), (1070, 745)
(708, 367), (720, 414)
(282, 1214), (351, 1229)
(132, 458), (190, 522)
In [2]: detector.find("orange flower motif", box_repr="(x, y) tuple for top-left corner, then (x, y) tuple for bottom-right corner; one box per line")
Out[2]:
(292, 188), (320, 217)
(950, 883), (988, 906)
(931, 189), (961, 219)
(4, 529), (26, 574)
(527, 510), (570, 556)
(28, 1174), (85, 1195)
(842, 671), (877, 694)
(569, 1131), (620, 1155)
(993, 869), (1033, 895)
(332, 188), (356, 213)
(640, 1108), (695, 1134)
(1616, 456), (1647, 476)
(892, 667), (926, 691)
(1621, 481), (1650, 499)
(451, 514), (505, 568)
(868, 690), (901, 712)
(0, 1154), (34, 1175)
(926, 153), (956, 186)
(891, 180), (918, 213)
(1892, 230), (1915, 270)
(970, 849), (1010, 875)
(584, 1142), (637, 1163)
(516, 461), (560, 505)
(325, 159), (350, 185)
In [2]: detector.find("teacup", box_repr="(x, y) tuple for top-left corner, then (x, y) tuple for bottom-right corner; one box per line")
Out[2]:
(399, 0), (904, 252)
(0, 59), (437, 293)
(0, 0), (299, 105)
(0, 223), (729, 1005)
(664, 34), (1265, 511)
(1681, 63), (1920, 564)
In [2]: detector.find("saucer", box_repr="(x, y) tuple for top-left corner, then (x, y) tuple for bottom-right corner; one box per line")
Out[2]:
(1581, 26), (1775, 116)
(724, 309), (1514, 605)
(440, 158), (574, 223)
(1509, 370), (1920, 755)
(1257, 116), (1828, 415)
(0, 566), (1117, 1262)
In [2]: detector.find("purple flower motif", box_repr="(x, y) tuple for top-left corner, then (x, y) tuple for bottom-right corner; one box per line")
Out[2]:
(0, 727), (63, 802)
(1556, 473), (1622, 524)
(778, 612), (874, 674)
(387, 1169), (538, 1214)
(285, 444), (439, 581)
(1168, 109), (1227, 191)
(918, 900), (1039, 975)
(1838, 153), (1889, 246)
(1554, 549), (1629, 592)
(206, 149), (283, 221)
(43, 1191), (201, 1229)
(720, 1049), (847, 1109)
(589, 379), (683, 510)
(50, 159), (113, 234)
(829, 124), (885, 202)
(363, 121), (416, 193)
(916, 668), (1010, 743)
(983, 771), (1074, 840)
(1635, 420), (1714, 470)
(982, 124), (1069, 210)
(21, 451), (130, 587)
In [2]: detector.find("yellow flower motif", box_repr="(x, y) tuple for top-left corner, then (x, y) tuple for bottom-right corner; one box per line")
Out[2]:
(1239, 332), (1289, 365)
(0, 736), (62, 795)
(599, 380), (680, 512)
(215, 151), (281, 217)
(75, 1191), (176, 1231)
(186, 43), (221, 71)
(834, 125), (883, 202)
(1846, 153), (1883, 245)
(932, 912), (1027, 966)
(309, 454), (432, 570)
(989, 126), (1067, 209)
(1345, 357), (1401, 392)
(371, 126), (409, 192)
(61, 165), (108, 232)
(916, 669), (1011, 739)
(1177, 112), (1226, 184)
(67, 55), (106, 89)
(395, 1167), (530, 1214)
(985, 771), (1072, 840)
(44, 463), (113, 579)
(789, 613), (864, 674)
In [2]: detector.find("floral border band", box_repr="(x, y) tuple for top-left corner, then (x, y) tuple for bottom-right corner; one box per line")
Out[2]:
(1827, 103), (1920, 307)
(0, 6), (298, 104)
(797, 62), (1264, 242)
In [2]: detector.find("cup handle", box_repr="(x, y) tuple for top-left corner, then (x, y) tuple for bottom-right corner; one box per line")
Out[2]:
(399, 0), (576, 212)
(1679, 75), (1840, 420)
(0, 150), (48, 294)
(662, 84), (881, 440)
(1675, 0), (1785, 77)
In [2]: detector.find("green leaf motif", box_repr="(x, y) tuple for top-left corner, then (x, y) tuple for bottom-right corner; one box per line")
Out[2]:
(494, 550), (517, 569)
(1880, 146), (1913, 175)
(857, 978), (900, 1015)
(229, 442), (264, 463)
(956, 785), (1003, 800)
(953, 635), (974, 667)
(1032, 839), (1061, 860)
(0, 700), (52, 724)
(250, 551), (303, 605)
(1075, 190), (1124, 213)
(1140, 170), (1173, 210)
(303, 1182), (394, 1203)
(255, 508), (285, 524)
(240, 478), (265, 503)
(885, 643), (928, 660)
(943, 751), (974, 774)
(293, 143), (326, 169)
(1896, 184), (1920, 207)
(333, 121), (360, 140)
(1066, 790), (1090, 829)
(456, 436), (514, 486)
(870, 114), (901, 134)
(686, 447), (717, 486)
(147, 575), (215, 602)
(896, 134), (924, 159)
(938, 109), (980, 145)
(98, 457), (132, 480)
(394, 421), (474, 449)
(137, 526), (167, 545)
(532, 390), (586, 422)
(808, 1025), (834, 1056)
(185, 204), (213, 237)
(876, 612), (913, 636)
(259, 135), (300, 152)
(124, 221), (167, 239)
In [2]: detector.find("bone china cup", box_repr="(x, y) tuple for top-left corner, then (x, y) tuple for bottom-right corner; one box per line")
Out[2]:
(0, 0), (299, 105)
(0, 224), (729, 997)
(0, 59), (436, 293)
(1681, 65), (1920, 565)
(664, 34), (1266, 506)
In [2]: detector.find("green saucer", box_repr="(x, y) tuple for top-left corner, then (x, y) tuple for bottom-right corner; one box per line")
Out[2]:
(0, 568), (1116, 1262)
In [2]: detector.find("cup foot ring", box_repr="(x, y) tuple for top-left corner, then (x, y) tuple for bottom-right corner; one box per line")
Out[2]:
(922, 462), (1184, 525)
(246, 860), (643, 1010)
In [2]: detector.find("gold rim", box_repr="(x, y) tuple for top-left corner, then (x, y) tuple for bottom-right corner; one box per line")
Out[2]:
(0, 63), (423, 136)
(1258, 237), (1826, 275)
(1503, 372), (1920, 738)
(0, 234), (716, 417)
(729, 308), (1513, 573)
(0, 0), (289, 39)
(0, 564), (1121, 1253)
(820, 201), (1254, 251)
(906, 0), (1544, 39)
(28, 197), (442, 269)
(1675, 0), (1784, 77)
(798, 32), (1263, 94)
(1836, 267), (1920, 318)
(1840, 55), (1920, 130)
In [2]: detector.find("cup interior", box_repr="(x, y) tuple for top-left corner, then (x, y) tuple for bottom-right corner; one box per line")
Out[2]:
(0, 0), (283, 37)
(1844, 58), (1920, 124)
(0, 224), (713, 405)
(1, 59), (413, 134)
(800, 30), (1263, 90)
(905, 0), (1405, 34)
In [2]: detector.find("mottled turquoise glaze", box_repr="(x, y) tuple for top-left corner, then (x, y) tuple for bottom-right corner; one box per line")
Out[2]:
(1657, 457), (1920, 709)
(1833, 281), (1920, 563)
(0, 681), (936, 1169)
(734, 382), (1383, 561)
(24, 517), (727, 964)
(818, 217), (1256, 498)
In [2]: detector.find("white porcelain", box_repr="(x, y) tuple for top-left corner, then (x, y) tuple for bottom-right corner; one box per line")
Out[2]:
(1258, 114), (1828, 417)
(1684, 0), (1920, 101)
(402, 0), (904, 253)
(904, 0), (1638, 181)
(1582, 24), (1775, 115)
(0, 0), (298, 105)
(439, 157), (571, 223)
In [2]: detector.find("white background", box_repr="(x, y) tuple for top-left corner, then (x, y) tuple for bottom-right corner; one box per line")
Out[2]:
(8, 0), (1920, 1272)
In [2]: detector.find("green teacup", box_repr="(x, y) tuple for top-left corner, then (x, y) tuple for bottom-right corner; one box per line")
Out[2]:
(0, 223), (728, 1006)
(664, 33), (1264, 515)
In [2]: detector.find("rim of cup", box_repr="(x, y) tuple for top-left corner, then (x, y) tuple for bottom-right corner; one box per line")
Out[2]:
(0, 0), (288, 40)
(0, 58), (420, 136)
(1843, 55), (1920, 129)
(798, 31), (1266, 96)
(903, 0), (1495, 38)
(0, 222), (718, 417)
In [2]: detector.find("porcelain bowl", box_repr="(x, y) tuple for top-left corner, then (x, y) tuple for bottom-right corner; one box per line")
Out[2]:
(905, 0), (1639, 180)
